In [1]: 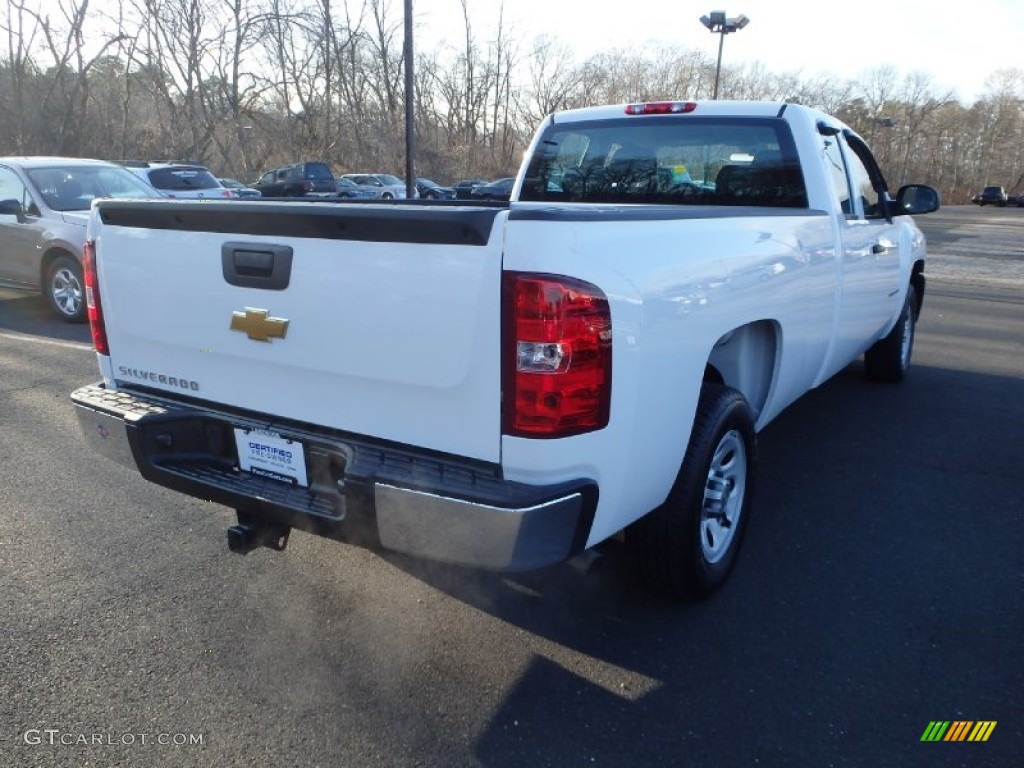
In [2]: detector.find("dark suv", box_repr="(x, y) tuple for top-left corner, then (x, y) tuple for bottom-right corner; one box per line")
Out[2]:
(973, 186), (1008, 206)
(255, 162), (336, 197)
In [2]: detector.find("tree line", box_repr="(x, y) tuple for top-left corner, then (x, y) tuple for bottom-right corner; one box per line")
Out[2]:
(3, 0), (1023, 202)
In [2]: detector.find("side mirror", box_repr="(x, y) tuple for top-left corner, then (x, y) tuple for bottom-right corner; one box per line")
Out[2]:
(893, 184), (940, 216)
(0, 198), (26, 223)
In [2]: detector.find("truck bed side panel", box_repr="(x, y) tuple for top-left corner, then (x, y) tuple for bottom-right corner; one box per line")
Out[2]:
(500, 204), (837, 544)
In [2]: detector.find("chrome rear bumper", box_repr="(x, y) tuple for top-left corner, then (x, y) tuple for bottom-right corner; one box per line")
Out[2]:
(72, 383), (595, 570)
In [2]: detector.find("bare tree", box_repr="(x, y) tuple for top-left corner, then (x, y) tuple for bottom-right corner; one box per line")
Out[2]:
(0, 0), (44, 151)
(520, 36), (587, 125)
(889, 72), (955, 188)
(0, 0), (1021, 201)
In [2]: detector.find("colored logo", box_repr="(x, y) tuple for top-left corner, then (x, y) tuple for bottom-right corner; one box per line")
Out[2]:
(230, 308), (289, 342)
(921, 721), (996, 742)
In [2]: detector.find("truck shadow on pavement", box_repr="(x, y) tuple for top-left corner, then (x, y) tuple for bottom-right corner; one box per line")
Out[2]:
(380, 362), (1024, 767)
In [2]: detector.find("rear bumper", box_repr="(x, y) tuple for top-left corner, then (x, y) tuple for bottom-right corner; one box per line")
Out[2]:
(71, 383), (596, 570)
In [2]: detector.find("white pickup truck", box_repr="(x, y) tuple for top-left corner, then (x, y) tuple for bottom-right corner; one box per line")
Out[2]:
(72, 100), (939, 599)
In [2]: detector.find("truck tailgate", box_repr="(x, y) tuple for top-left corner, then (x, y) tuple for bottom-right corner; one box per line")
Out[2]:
(92, 200), (506, 463)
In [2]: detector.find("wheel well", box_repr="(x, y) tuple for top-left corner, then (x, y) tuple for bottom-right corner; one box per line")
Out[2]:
(704, 320), (780, 420)
(39, 247), (77, 286)
(910, 260), (925, 318)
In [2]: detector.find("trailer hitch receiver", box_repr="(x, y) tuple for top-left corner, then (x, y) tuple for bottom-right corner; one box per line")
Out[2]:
(227, 511), (291, 555)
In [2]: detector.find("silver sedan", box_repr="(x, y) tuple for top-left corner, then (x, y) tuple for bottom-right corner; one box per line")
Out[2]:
(0, 157), (161, 321)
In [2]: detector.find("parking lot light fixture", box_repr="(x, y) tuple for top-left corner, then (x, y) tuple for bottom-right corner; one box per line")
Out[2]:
(699, 10), (749, 100)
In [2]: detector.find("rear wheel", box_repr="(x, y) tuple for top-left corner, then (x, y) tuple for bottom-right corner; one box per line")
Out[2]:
(628, 384), (756, 600)
(45, 254), (86, 323)
(864, 284), (917, 383)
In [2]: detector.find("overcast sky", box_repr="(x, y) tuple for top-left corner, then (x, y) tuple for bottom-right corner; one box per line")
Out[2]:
(29, 0), (1024, 104)
(416, 0), (1024, 104)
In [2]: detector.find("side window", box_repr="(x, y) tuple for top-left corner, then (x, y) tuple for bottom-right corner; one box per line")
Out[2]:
(842, 133), (889, 219)
(842, 144), (880, 218)
(0, 167), (36, 215)
(822, 138), (852, 216)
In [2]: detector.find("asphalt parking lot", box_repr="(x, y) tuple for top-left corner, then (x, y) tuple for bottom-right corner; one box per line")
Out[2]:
(0, 205), (1021, 767)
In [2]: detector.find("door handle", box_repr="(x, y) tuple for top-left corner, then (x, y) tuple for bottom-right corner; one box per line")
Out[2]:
(221, 242), (293, 290)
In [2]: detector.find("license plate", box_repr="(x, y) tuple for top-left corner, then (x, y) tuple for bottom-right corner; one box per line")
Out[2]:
(233, 428), (308, 487)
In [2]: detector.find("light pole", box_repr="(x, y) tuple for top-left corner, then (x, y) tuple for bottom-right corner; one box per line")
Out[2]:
(403, 0), (415, 200)
(699, 11), (749, 100)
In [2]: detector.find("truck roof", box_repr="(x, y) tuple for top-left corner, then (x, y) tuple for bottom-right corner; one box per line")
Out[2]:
(549, 100), (809, 123)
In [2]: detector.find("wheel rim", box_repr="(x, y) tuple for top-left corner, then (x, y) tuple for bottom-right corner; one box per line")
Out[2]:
(52, 266), (82, 317)
(700, 429), (747, 564)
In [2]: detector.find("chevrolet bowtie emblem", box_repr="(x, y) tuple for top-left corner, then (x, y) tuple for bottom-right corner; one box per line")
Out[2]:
(230, 308), (289, 342)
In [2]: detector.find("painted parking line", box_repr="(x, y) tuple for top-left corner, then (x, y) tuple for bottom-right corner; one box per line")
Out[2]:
(0, 331), (93, 351)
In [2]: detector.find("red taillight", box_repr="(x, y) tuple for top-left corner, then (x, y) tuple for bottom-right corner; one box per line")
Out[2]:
(82, 240), (109, 356)
(625, 101), (697, 115)
(503, 273), (612, 438)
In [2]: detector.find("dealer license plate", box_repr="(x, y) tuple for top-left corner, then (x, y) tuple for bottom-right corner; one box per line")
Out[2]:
(233, 428), (308, 487)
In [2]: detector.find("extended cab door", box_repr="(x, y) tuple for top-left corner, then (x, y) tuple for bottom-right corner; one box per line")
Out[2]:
(824, 131), (903, 368)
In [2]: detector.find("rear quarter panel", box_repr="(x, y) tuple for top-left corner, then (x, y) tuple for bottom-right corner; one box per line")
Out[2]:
(501, 204), (837, 545)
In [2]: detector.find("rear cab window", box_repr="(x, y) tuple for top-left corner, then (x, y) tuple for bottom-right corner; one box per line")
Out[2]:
(147, 167), (220, 191)
(520, 116), (807, 208)
(303, 163), (334, 180)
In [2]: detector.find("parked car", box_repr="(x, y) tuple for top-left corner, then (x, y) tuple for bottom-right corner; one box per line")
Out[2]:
(0, 156), (162, 321)
(218, 178), (261, 198)
(973, 185), (1008, 206)
(254, 162), (337, 197)
(415, 178), (455, 200)
(336, 177), (380, 199)
(341, 173), (415, 199)
(470, 177), (516, 201)
(453, 178), (487, 199)
(1015, 191), (1024, 207)
(124, 162), (234, 199)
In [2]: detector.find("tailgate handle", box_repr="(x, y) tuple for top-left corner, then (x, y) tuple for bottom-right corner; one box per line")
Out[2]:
(222, 243), (293, 290)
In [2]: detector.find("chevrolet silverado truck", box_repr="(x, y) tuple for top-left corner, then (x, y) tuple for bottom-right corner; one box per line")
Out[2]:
(71, 101), (939, 599)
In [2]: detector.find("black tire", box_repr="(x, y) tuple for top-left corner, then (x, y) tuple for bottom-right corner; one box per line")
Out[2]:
(864, 284), (917, 383)
(45, 254), (86, 323)
(628, 384), (756, 600)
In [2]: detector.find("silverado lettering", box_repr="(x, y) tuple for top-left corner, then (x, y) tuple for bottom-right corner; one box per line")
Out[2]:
(72, 100), (939, 600)
(117, 366), (200, 391)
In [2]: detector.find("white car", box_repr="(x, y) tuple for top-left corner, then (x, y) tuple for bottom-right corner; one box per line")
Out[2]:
(340, 173), (417, 199)
(0, 156), (162, 321)
(125, 162), (235, 199)
(218, 178), (262, 199)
